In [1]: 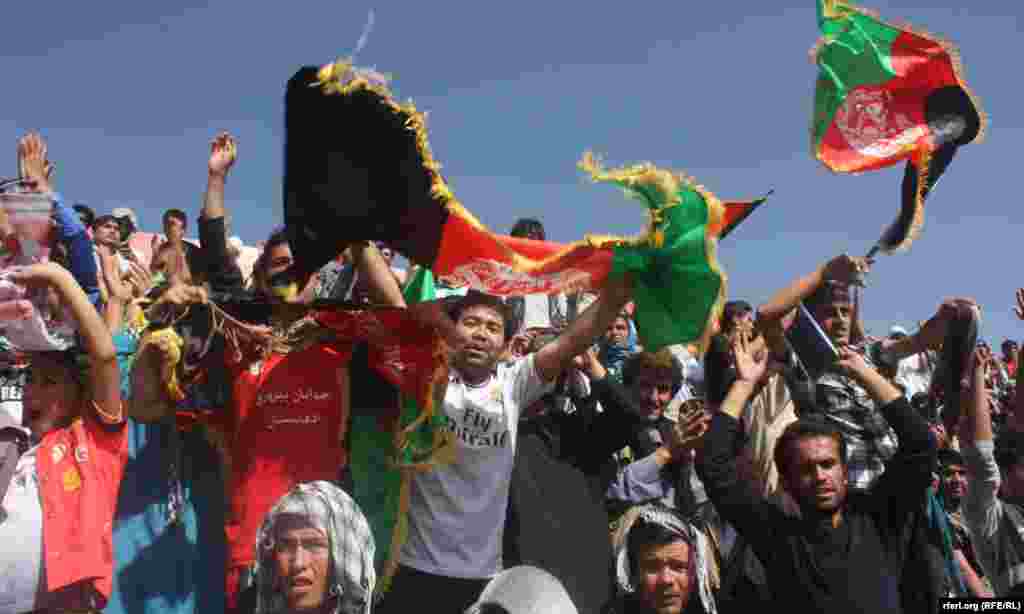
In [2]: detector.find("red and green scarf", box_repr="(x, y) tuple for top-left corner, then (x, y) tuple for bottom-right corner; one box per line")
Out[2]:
(812, 0), (985, 252)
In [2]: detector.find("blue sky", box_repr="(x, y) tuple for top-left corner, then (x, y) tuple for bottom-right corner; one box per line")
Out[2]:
(2, 1), (1020, 344)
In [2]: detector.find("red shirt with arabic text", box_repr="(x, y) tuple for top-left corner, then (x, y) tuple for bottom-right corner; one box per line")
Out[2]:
(224, 342), (351, 569)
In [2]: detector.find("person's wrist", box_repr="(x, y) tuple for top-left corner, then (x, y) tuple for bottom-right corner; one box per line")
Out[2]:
(733, 378), (759, 391)
(916, 317), (942, 348)
(208, 169), (228, 182)
(820, 255), (847, 283)
(844, 364), (872, 383)
(654, 447), (675, 467)
(46, 263), (73, 284)
(819, 260), (835, 282)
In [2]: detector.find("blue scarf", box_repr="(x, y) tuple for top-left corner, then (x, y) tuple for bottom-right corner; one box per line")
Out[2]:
(928, 486), (967, 595)
(599, 320), (638, 382)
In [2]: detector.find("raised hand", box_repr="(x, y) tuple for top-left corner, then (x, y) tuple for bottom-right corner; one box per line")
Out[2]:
(665, 399), (711, 456)
(16, 132), (52, 193)
(126, 261), (154, 298)
(732, 331), (768, 384)
(208, 132), (237, 177)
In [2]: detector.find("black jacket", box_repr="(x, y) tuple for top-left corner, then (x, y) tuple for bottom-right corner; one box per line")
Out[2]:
(696, 396), (937, 613)
(504, 376), (647, 614)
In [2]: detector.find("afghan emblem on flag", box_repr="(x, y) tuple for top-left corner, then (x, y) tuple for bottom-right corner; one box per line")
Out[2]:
(812, 0), (985, 252)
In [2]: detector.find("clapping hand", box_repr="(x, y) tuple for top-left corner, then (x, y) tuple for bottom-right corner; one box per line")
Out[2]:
(731, 330), (768, 385)
(660, 399), (711, 462)
(126, 261), (154, 298)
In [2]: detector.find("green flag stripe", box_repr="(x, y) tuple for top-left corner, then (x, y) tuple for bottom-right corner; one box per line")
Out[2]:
(813, 1), (902, 146)
(611, 187), (722, 351)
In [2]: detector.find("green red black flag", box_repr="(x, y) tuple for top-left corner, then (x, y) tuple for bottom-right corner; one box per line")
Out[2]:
(720, 192), (770, 240)
(812, 0), (985, 253)
(284, 60), (768, 352)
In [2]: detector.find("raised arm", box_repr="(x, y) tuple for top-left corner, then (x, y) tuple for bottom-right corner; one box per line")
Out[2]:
(757, 254), (869, 322)
(873, 298), (978, 371)
(199, 133), (243, 291)
(534, 274), (632, 382)
(18, 133), (101, 308)
(201, 132), (235, 221)
(13, 263), (121, 421)
(1011, 291), (1024, 434)
(696, 333), (789, 560)
(962, 346), (1004, 574)
(837, 347), (936, 517)
(349, 242), (405, 307)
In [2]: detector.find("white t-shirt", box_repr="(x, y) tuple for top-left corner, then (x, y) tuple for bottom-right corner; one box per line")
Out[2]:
(896, 352), (934, 399)
(519, 294), (572, 331)
(92, 247), (144, 277)
(0, 378), (23, 427)
(401, 354), (553, 579)
(0, 446), (43, 613)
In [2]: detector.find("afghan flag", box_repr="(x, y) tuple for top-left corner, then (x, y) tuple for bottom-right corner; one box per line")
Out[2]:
(812, 0), (985, 253)
(720, 193), (769, 240)
(285, 60), (767, 351)
(320, 268), (454, 595)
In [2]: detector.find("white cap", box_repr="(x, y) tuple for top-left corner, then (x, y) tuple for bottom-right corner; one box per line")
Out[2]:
(465, 566), (578, 614)
(110, 207), (139, 230)
(890, 325), (909, 337)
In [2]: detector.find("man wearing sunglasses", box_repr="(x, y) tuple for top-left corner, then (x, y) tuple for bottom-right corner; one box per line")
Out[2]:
(190, 132), (405, 612)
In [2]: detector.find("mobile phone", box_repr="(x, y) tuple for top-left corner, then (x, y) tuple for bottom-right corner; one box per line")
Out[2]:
(786, 302), (840, 380)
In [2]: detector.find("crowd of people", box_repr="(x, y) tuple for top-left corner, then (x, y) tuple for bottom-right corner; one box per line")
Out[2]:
(0, 128), (1021, 614)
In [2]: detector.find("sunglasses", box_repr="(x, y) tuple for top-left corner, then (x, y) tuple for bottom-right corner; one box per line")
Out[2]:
(267, 267), (299, 289)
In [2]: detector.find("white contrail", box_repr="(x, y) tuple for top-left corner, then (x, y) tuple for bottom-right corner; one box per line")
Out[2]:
(352, 9), (375, 58)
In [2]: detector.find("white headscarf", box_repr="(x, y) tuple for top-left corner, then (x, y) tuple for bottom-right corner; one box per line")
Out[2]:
(613, 504), (717, 614)
(252, 481), (376, 614)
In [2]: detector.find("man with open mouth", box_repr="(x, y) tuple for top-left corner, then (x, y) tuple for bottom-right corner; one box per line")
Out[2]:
(245, 481), (375, 614)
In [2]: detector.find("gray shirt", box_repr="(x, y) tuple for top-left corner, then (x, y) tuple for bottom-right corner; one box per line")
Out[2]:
(963, 440), (1024, 596)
